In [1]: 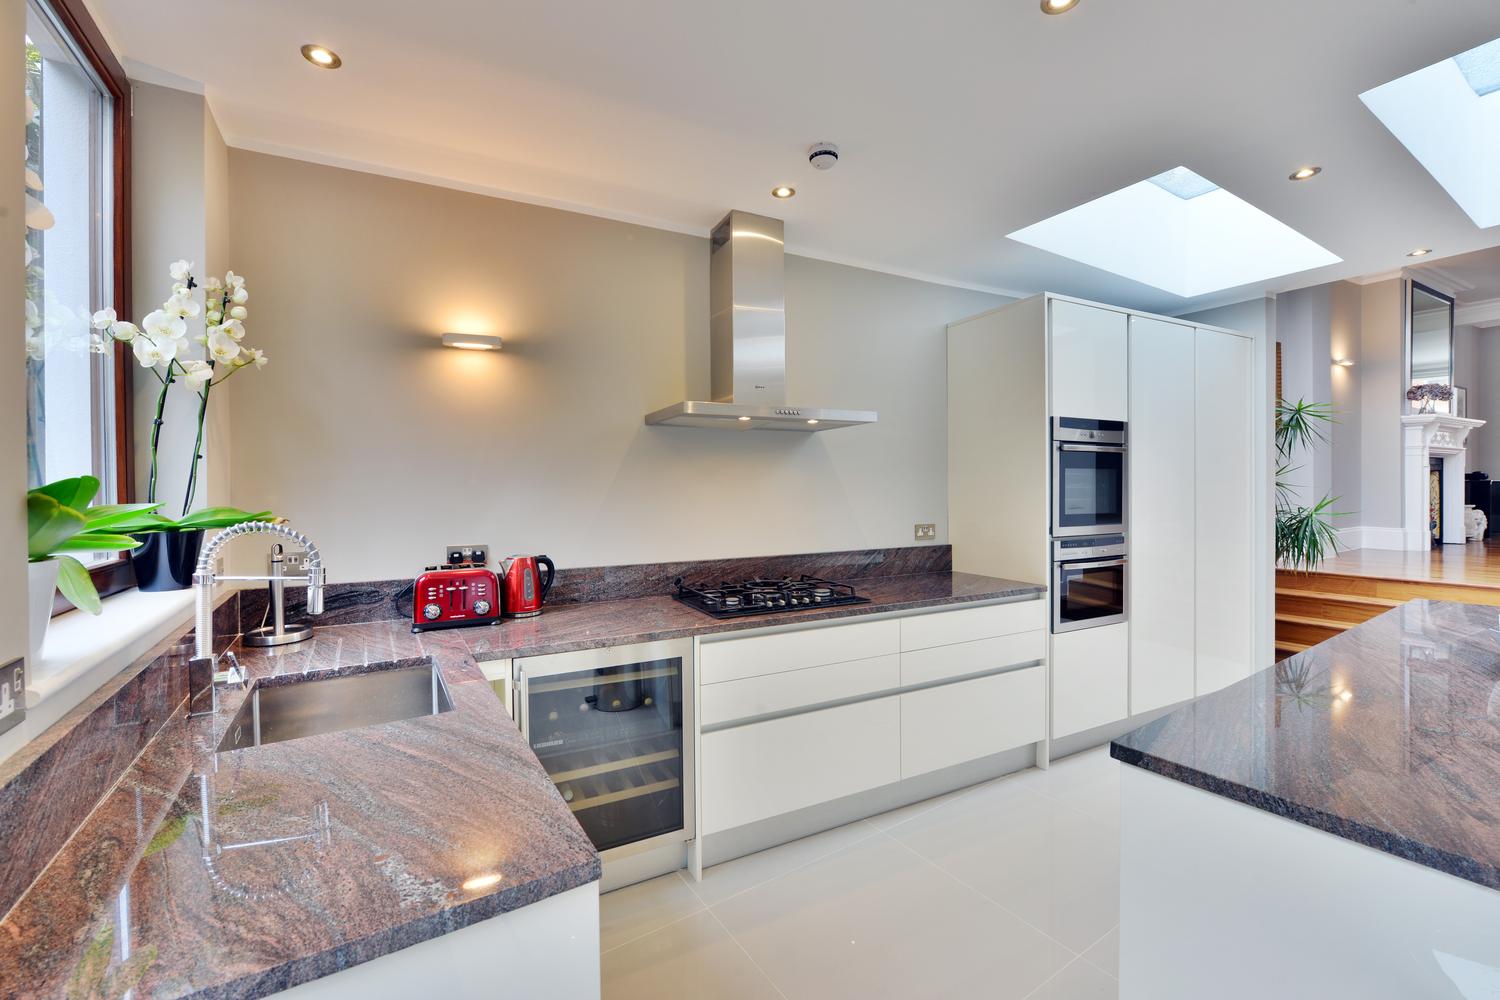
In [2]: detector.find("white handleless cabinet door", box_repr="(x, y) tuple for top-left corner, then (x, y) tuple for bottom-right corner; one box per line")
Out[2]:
(1194, 327), (1256, 695)
(1128, 316), (1196, 714)
(1051, 622), (1129, 739)
(1049, 300), (1128, 421)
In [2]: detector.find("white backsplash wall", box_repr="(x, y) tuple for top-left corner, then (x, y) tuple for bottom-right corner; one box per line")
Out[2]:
(225, 150), (1006, 583)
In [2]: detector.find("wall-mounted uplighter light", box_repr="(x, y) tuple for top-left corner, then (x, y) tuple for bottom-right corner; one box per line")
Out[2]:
(1333, 357), (1355, 367)
(442, 333), (503, 351)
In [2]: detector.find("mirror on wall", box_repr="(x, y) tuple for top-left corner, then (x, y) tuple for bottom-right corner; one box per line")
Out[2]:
(1408, 281), (1455, 411)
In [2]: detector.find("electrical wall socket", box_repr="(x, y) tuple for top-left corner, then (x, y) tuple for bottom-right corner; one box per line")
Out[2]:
(268, 550), (309, 574)
(445, 544), (490, 566)
(914, 523), (937, 541)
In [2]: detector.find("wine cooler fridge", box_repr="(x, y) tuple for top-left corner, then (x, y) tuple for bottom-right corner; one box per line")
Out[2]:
(491, 639), (694, 861)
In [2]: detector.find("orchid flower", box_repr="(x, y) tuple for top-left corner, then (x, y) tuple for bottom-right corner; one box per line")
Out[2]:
(180, 359), (213, 388)
(142, 309), (187, 343)
(207, 327), (240, 364)
(91, 307), (116, 330)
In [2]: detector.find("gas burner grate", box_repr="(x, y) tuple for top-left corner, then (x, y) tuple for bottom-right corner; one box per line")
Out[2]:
(672, 575), (870, 619)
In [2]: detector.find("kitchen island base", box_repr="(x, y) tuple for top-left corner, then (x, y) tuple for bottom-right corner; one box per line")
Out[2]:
(272, 882), (600, 999)
(1120, 766), (1500, 1000)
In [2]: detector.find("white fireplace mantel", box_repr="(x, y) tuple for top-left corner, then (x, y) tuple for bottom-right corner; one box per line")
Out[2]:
(1401, 414), (1486, 550)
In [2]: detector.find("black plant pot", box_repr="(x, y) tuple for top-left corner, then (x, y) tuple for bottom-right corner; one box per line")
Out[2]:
(131, 529), (205, 592)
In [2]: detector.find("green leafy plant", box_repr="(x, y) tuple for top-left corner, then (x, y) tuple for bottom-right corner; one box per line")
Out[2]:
(27, 475), (274, 614)
(1276, 398), (1344, 572)
(28, 477), (158, 613)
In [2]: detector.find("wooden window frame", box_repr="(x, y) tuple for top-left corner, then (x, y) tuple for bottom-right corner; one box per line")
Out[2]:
(39, 0), (134, 614)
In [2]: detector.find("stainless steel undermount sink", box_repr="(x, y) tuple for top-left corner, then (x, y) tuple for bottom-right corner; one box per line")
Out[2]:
(217, 661), (453, 752)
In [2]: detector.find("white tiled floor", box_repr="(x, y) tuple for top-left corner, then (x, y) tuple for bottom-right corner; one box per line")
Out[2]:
(601, 747), (1122, 1000)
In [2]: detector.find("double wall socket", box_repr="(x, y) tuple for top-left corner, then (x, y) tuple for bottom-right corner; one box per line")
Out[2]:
(914, 523), (937, 541)
(268, 549), (309, 574)
(446, 544), (490, 566)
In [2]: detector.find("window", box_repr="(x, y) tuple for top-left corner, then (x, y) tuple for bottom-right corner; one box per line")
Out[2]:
(23, 0), (132, 604)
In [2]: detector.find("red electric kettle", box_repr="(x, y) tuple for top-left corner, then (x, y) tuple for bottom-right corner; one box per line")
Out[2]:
(502, 554), (555, 618)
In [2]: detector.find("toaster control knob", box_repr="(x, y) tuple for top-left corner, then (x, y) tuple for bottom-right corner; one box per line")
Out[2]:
(473, 600), (492, 616)
(422, 603), (442, 621)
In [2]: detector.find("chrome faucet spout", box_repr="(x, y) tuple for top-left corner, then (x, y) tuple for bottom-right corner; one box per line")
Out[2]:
(189, 521), (325, 716)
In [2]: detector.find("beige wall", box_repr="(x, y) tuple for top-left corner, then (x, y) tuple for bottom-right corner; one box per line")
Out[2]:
(225, 150), (1005, 582)
(2, 0), (27, 659)
(1358, 279), (1404, 531)
(129, 83), (230, 515)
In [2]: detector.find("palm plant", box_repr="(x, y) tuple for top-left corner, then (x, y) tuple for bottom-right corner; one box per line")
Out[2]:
(1276, 398), (1343, 572)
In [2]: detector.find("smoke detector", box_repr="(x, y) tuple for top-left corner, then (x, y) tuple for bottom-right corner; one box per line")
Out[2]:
(808, 142), (840, 170)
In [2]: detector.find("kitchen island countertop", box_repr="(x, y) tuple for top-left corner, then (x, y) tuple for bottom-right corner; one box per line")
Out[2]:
(1113, 599), (1500, 890)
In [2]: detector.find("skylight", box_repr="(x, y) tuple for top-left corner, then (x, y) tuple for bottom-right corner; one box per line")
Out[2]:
(1007, 167), (1341, 298)
(1361, 36), (1500, 228)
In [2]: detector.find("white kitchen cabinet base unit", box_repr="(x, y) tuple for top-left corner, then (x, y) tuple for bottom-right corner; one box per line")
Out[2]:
(1050, 623), (1129, 740)
(699, 742), (1042, 869)
(901, 666), (1045, 778)
(271, 882), (600, 999)
(1120, 766), (1500, 1000)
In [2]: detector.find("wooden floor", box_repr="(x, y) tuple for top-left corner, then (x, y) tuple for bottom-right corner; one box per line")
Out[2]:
(1306, 539), (1500, 586)
(1275, 540), (1500, 660)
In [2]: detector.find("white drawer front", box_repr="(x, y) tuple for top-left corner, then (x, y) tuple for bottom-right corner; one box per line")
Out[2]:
(899, 599), (1045, 652)
(901, 666), (1045, 779)
(1052, 621), (1130, 740)
(900, 632), (1045, 687)
(700, 654), (900, 728)
(700, 618), (900, 685)
(700, 696), (901, 835)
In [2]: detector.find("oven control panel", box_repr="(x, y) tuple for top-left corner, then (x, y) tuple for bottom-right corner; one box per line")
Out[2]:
(1053, 534), (1127, 562)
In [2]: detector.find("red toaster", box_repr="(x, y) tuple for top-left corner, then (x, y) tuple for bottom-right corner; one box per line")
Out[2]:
(412, 565), (501, 633)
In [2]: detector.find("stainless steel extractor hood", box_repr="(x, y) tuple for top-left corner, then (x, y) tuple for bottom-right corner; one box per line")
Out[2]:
(645, 210), (877, 431)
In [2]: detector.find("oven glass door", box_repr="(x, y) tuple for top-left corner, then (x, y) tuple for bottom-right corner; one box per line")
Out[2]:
(1054, 559), (1126, 631)
(1054, 445), (1125, 534)
(524, 655), (684, 853)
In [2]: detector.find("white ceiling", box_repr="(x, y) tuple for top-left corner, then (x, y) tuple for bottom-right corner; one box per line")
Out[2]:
(93, 0), (1500, 315)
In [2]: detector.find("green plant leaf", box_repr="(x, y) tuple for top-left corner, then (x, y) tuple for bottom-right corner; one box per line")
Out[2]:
(32, 475), (99, 511)
(52, 532), (142, 554)
(26, 493), (86, 560)
(82, 503), (163, 531)
(172, 507), (275, 530)
(55, 554), (101, 614)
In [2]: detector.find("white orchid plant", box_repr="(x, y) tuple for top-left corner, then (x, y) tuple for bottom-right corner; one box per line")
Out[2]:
(91, 261), (269, 516)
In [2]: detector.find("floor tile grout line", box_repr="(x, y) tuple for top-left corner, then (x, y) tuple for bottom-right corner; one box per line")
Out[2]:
(704, 905), (792, 1000)
(598, 887), (708, 957)
(686, 819), (885, 912)
(1075, 922), (1122, 981)
(1017, 954), (1092, 1000)
(878, 828), (1084, 964)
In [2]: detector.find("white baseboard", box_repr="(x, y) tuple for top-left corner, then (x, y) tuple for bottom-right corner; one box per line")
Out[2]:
(1334, 525), (1408, 551)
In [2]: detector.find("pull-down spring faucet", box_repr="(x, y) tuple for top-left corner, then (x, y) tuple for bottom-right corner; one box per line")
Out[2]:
(189, 521), (326, 717)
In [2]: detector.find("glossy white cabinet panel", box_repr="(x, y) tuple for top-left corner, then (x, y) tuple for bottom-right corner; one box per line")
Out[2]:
(1128, 316), (1197, 714)
(899, 599), (1046, 652)
(700, 696), (901, 835)
(1194, 327), (1255, 696)
(699, 619), (900, 685)
(699, 654), (900, 728)
(1048, 300), (1128, 421)
(1051, 622), (1129, 740)
(899, 632), (1045, 687)
(900, 667), (1046, 778)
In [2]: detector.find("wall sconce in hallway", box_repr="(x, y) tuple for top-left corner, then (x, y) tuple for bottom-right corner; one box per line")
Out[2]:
(1333, 357), (1355, 367)
(442, 333), (503, 351)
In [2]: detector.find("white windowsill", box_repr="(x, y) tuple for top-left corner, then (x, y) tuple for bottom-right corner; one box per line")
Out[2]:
(0, 586), (223, 766)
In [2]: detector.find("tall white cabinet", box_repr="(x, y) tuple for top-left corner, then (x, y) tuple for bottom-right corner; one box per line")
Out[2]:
(949, 293), (1269, 747)
(1192, 326), (1257, 695)
(1127, 317), (1197, 714)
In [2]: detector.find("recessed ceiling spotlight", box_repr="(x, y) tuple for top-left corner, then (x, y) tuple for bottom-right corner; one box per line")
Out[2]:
(1289, 166), (1322, 181)
(1407, 247), (1433, 257)
(1041, 0), (1080, 12)
(300, 44), (342, 69)
(771, 186), (796, 199)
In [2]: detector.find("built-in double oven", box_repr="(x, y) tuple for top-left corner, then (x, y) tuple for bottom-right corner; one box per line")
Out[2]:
(1051, 417), (1128, 633)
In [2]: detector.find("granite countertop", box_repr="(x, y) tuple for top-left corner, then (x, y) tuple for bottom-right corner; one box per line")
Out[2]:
(1, 569), (1041, 999)
(1112, 600), (1500, 890)
(464, 570), (1046, 662)
(0, 622), (601, 1000)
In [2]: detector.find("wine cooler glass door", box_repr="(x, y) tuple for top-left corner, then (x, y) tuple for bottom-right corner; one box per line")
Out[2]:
(519, 639), (690, 854)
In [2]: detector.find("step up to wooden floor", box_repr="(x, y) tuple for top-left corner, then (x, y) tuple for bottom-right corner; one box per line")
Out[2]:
(1274, 587), (1401, 626)
(1274, 613), (1343, 648)
(1275, 639), (1312, 662)
(1275, 570), (1500, 608)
